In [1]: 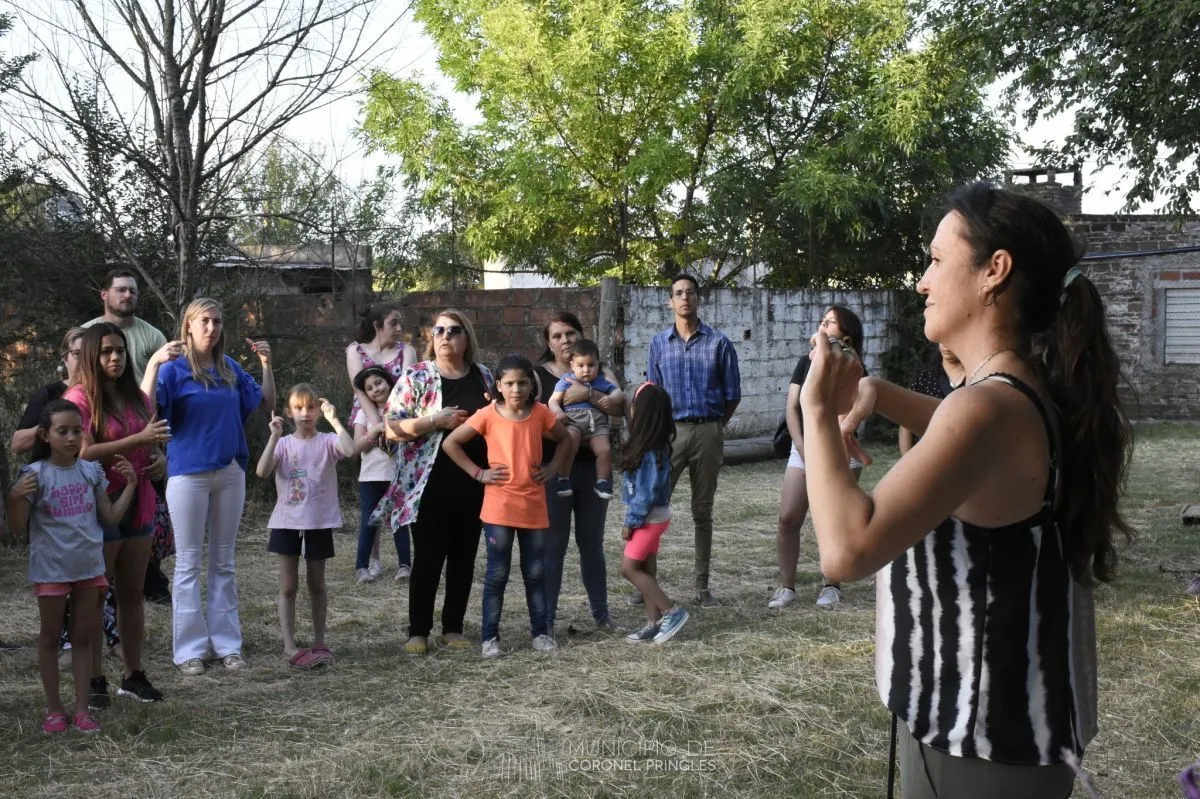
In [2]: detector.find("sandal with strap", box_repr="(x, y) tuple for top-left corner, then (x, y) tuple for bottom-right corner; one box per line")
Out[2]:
(73, 711), (101, 733)
(310, 646), (335, 665)
(42, 712), (69, 735)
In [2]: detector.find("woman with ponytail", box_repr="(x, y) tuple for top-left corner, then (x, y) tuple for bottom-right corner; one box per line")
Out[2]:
(803, 182), (1132, 798)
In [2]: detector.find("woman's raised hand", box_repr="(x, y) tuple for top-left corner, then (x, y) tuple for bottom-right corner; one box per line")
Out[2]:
(245, 338), (271, 366)
(801, 332), (863, 416)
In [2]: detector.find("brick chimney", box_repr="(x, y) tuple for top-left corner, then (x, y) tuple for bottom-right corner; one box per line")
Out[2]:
(1003, 165), (1083, 216)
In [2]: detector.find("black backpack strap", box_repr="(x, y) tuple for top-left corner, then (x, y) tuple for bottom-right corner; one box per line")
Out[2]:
(980, 372), (1060, 510)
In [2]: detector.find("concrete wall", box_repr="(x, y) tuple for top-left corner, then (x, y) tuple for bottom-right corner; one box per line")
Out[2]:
(617, 286), (898, 437)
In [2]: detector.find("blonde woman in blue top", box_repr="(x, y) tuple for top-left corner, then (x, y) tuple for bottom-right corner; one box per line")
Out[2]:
(148, 298), (275, 676)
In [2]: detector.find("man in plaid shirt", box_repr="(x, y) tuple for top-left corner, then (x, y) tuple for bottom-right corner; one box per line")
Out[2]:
(645, 273), (741, 606)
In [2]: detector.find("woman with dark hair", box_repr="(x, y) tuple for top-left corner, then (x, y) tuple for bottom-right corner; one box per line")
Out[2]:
(12, 328), (86, 456)
(805, 182), (1132, 797)
(376, 309), (494, 655)
(898, 344), (965, 454)
(64, 323), (170, 704)
(769, 305), (866, 610)
(346, 302), (416, 580)
(534, 311), (625, 634)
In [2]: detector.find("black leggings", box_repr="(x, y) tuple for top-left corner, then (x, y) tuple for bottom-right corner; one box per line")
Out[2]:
(407, 478), (484, 639)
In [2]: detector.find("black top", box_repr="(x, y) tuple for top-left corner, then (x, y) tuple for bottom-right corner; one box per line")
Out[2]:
(18, 381), (68, 430)
(425, 365), (490, 500)
(909, 363), (956, 400)
(535, 363), (595, 465)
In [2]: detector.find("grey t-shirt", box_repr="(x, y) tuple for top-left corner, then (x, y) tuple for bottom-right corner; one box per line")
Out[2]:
(19, 459), (108, 583)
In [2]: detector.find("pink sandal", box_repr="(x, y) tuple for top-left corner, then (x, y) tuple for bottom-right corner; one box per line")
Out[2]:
(42, 713), (68, 735)
(288, 648), (324, 670)
(73, 711), (101, 733)
(310, 646), (335, 665)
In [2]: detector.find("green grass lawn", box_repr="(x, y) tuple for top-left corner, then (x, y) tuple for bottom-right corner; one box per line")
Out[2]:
(1, 424), (1197, 798)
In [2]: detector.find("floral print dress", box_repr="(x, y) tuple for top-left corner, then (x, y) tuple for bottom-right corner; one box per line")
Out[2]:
(371, 360), (494, 532)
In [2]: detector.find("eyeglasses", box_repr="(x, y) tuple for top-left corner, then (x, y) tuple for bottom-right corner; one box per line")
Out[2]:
(432, 325), (464, 338)
(66, 349), (80, 358)
(672, 289), (698, 298)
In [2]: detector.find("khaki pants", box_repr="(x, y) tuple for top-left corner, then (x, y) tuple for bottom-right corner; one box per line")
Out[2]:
(898, 722), (1075, 799)
(669, 421), (723, 591)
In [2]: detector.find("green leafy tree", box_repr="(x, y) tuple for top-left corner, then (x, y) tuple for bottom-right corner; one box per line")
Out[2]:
(361, 0), (1007, 287)
(936, 0), (1200, 213)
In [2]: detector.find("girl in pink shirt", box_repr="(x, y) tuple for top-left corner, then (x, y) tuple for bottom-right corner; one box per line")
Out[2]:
(255, 384), (355, 669)
(442, 354), (572, 658)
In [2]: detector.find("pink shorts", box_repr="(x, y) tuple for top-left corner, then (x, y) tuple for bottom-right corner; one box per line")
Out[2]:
(623, 520), (670, 561)
(33, 574), (107, 598)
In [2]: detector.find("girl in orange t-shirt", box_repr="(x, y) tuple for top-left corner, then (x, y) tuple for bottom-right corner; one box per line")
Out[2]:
(442, 354), (573, 658)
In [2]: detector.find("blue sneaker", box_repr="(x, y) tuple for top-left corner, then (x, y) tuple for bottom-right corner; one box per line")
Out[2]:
(626, 622), (659, 643)
(555, 476), (573, 497)
(593, 479), (613, 500)
(653, 606), (689, 645)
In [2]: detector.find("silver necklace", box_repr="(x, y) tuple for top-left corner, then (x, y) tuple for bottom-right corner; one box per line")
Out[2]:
(966, 348), (1014, 385)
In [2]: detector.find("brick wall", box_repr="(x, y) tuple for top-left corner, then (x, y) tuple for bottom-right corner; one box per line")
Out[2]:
(618, 286), (898, 437)
(1073, 215), (1200, 418)
(400, 287), (602, 367)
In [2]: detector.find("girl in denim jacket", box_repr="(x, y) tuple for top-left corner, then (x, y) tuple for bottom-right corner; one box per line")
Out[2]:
(618, 383), (689, 644)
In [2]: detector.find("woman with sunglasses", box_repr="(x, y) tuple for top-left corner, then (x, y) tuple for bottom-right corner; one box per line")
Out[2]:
(375, 310), (494, 655)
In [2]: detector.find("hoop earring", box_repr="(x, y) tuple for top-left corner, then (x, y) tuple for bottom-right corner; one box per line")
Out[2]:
(979, 286), (996, 308)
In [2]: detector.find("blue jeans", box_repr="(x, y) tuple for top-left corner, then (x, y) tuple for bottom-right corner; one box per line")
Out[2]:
(481, 524), (548, 641)
(357, 481), (410, 570)
(544, 459), (610, 628)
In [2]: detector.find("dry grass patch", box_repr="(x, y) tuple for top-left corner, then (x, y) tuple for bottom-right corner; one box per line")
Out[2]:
(0, 425), (1197, 797)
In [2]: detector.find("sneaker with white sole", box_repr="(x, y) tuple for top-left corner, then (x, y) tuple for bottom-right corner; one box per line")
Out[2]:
(481, 638), (501, 659)
(626, 622), (659, 643)
(768, 587), (796, 609)
(177, 658), (205, 676)
(367, 558), (383, 580)
(554, 476), (573, 498)
(816, 584), (842, 607)
(593, 479), (613, 500)
(394, 564), (411, 581)
(117, 670), (164, 703)
(653, 607), (689, 644)
(356, 568), (375, 584)
(531, 634), (558, 653)
(222, 653), (247, 671)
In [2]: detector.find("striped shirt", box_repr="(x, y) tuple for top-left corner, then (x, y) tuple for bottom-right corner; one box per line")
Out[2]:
(875, 373), (1098, 766)
(647, 321), (741, 420)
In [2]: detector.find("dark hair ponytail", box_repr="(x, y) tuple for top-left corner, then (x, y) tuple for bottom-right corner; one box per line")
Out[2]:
(615, 384), (675, 473)
(1040, 274), (1134, 584)
(354, 303), (403, 344)
(949, 181), (1134, 584)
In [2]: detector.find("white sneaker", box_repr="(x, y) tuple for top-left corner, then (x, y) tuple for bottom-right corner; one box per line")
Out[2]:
(768, 587), (796, 609)
(177, 658), (205, 676)
(481, 638), (501, 659)
(531, 634), (558, 653)
(394, 564), (411, 581)
(355, 568), (375, 584)
(816, 585), (842, 607)
(367, 559), (383, 580)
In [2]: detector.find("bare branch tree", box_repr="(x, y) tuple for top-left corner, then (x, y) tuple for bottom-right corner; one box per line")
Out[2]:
(4, 0), (404, 314)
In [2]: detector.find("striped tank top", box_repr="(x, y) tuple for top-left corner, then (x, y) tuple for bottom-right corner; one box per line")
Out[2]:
(875, 373), (1098, 766)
